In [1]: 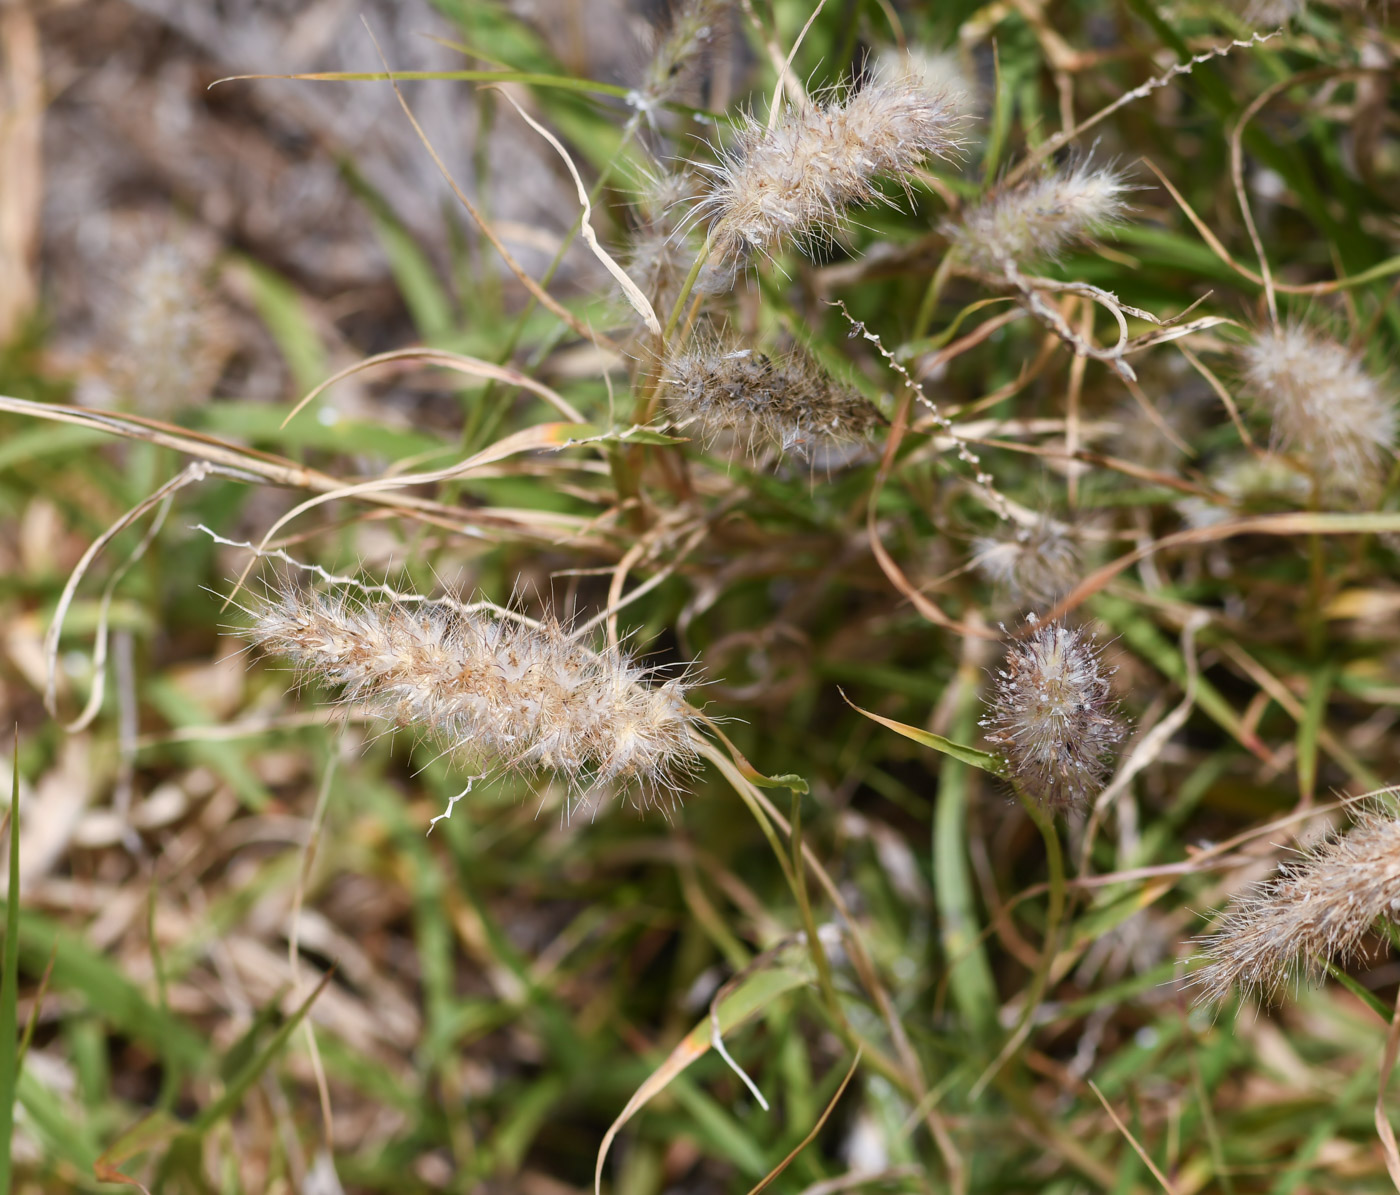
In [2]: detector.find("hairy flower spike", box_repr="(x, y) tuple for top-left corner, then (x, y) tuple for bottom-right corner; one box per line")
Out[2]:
(981, 616), (1125, 813)
(1239, 323), (1396, 494)
(696, 63), (963, 263)
(636, 0), (729, 111)
(972, 520), (1081, 605)
(111, 244), (232, 413)
(1193, 809), (1400, 1005)
(948, 159), (1132, 273)
(626, 173), (699, 321)
(245, 585), (701, 812)
(663, 339), (883, 459)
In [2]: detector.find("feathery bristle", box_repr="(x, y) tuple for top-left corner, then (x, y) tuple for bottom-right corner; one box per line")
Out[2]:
(1193, 809), (1400, 1005)
(981, 616), (1125, 813)
(876, 48), (979, 121)
(972, 520), (1081, 605)
(663, 339), (883, 459)
(948, 159), (1132, 273)
(245, 585), (701, 811)
(695, 64), (963, 264)
(1239, 323), (1396, 494)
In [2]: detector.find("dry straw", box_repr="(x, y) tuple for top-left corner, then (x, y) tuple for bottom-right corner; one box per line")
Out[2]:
(981, 616), (1125, 812)
(1194, 808), (1400, 1005)
(245, 582), (701, 816)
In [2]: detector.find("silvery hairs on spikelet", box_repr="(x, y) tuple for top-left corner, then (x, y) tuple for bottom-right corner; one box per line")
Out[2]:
(240, 573), (702, 821)
(692, 58), (964, 265)
(946, 157), (1133, 275)
(634, 0), (731, 114)
(972, 519), (1082, 607)
(1193, 806), (1400, 1006)
(662, 334), (884, 461)
(1238, 322), (1397, 497)
(981, 615), (1126, 813)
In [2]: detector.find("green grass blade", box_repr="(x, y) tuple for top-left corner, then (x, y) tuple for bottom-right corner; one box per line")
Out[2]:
(0, 740), (20, 1195)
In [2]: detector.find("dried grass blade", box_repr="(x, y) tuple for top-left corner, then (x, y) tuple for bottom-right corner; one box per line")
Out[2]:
(745, 1050), (861, 1195)
(281, 346), (586, 428)
(496, 92), (661, 338)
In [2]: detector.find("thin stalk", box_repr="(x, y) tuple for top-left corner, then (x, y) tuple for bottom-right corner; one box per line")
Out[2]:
(913, 252), (957, 343)
(663, 235), (713, 344)
(968, 795), (1066, 1101)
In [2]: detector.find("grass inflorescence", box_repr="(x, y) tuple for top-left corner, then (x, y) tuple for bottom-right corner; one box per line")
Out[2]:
(5, 1), (1400, 1192)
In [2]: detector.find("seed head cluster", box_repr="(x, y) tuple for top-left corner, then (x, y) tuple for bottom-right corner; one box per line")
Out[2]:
(663, 339), (883, 459)
(972, 520), (1081, 606)
(948, 159), (1132, 274)
(981, 616), (1125, 812)
(695, 63), (963, 263)
(1193, 809), (1400, 1005)
(1239, 323), (1396, 494)
(246, 585), (701, 809)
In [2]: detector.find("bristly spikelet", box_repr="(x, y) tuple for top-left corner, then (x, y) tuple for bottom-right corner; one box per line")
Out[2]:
(636, 0), (730, 112)
(695, 62), (963, 264)
(1239, 323), (1396, 494)
(663, 338), (884, 459)
(981, 615), (1125, 813)
(111, 243), (232, 413)
(245, 585), (701, 811)
(948, 159), (1132, 274)
(876, 48), (979, 122)
(626, 173), (699, 320)
(1193, 809), (1400, 1006)
(972, 520), (1081, 605)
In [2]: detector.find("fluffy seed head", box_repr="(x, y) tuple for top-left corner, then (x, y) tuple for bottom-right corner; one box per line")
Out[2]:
(663, 338), (883, 460)
(1239, 323), (1396, 494)
(981, 616), (1125, 813)
(875, 48), (979, 122)
(696, 63), (963, 264)
(972, 520), (1081, 605)
(110, 244), (232, 413)
(948, 159), (1132, 273)
(245, 584), (701, 811)
(1193, 809), (1400, 1005)
(625, 173), (700, 323)
(637, 0), (730, 111)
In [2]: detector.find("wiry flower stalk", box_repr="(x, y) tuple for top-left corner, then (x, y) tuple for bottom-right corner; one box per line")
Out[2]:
(695, 62), (963, 264)
(245, 583), (701, 815)
(981, 616), (1125, 813)
(1194, 809), (1400, 1005)
(663, 337), (883, 459)
(1239, 323), (1396, 495)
